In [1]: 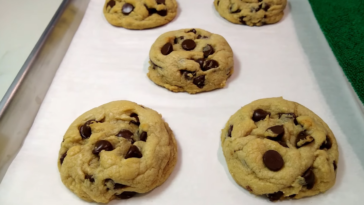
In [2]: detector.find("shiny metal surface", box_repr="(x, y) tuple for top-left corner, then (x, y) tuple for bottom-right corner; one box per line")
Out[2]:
(0, 0), (90, 182)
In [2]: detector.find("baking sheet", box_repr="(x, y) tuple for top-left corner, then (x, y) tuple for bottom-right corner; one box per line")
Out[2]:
(1, 0), (364, 204)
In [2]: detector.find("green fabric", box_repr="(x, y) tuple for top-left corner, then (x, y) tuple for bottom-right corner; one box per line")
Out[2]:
(308, 0), (364, 104)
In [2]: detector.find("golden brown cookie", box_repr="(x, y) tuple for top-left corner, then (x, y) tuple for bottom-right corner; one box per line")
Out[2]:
(58, 101), (177, 203)
(214, 0), (287, 26)
(103, 0), (178, 29)
(221, 97), (338, 201)
(148, 28), (234, 94)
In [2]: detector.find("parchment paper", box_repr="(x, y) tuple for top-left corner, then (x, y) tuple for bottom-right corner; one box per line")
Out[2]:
(1, 0), (363, 204)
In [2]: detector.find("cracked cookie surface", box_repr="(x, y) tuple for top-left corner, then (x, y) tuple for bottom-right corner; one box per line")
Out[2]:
(58, 101), (177, 203)
(148, 28), (234, 94)
(221, 97), (338, 201)
(214, 0), (287, 26)
(103, 0), (178, 29)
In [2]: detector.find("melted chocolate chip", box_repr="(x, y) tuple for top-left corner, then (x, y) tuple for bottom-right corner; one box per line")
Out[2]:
(60, 152), (67, 164)
(182, 39), (196, 51)
(263, 150), (284, 171)
(256, 3), (262, 12)
(296, 131), (314, 148)
(156, 0), (165, 4)
(80, 120), (95, 139)
(203, 45), (215, 58)
(147, 8), (167, 16)
(106, 0), (115, 8)
(197, 35), (208, 39)
(217, 0), (220, 6)
(117, 130), (134, 143)
(116, 191), (137, 199)
(320, 136), (332, 150)
(174, 36), (184, 44)
(203, 60), (219, 71)
(227, 125), (233, 137)
(333, 161), (337, 171)
(188, 29), (196, 34)
(263, 3), (270, 11)
(161, 43), (173, 55)
(125, 145), (142, 159)
(267, 125), (284, 137)
(231, 8), (241, 14)
(85, 175), (95, 183)
(246, 186), (253, 192)
(259, 0), (263, 2)
(130, 113), (140, 126)
(193, 75), (205, 88)
(114, 183), (127, 189)
(289, 194), (296, 198)
(140, 131), (148, 141)
(267, 191), (283, 201)
(302, 168), (315, 189)
(294, 118), (299, 125)
(93, 140), (114, 155)
(278, 141), (289, 148)
(252, 109), (270, 122)
(122, 3), (134, 15)
(195, 58), (205, 69)
(180, 70), (196, 80)
(240, 16), (247, 25)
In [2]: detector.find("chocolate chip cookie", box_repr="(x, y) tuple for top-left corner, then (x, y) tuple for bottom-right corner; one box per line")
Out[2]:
(58, 101), (177, 203)
(214, 0), (287, 26)
(148, 28), (234, 94)
(221, 97), (338, 201)
(103, 0), (178, 29)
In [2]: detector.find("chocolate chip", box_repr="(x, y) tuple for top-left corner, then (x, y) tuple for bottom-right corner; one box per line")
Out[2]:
(217, 0), (220, 6)
(188, 29), (196, 34)
(174, 36), (184, 44)
(60, 152), (67, 164)
(267, 125), (284, 137)
(195, 58), (205, 70)
(267, 191), (283, 201)
(125, 145), (142, 159)
(256, 4), (262, 12)
(197, 35), (208, 39)
(258, 0), (263, 2)
(106, 0), (115, 8)
(140, 131), (148, 141)
(114, 183), (127, 189)
(157, 10), (167, 16)
(203, 60), (219, 71)
(116, 191), (137, 199)
(130, 113), (140, 126)
(240, 16), (247, 25)
(333, 161), (337, 171)
(156, 0), (165, 4)
(193, 75), (205, 88)
(252, 109), (270, 122)
(302, 168), (315, 189)
(117, 130), (134, 143)
(227, 125), (233, 137)
(85, 175), (95, 183)
(278, 141), (288, 148)
(93, 140), (114, 155)
(180, 70), (197, 80)
(161, 43), (173, 55)
(294, 118), (299, 125)
(263, 3), (270, 11)
(320, 136), (332, 150)
(230, 7), (241, 14)
(203, 45), (215, 58)
(263, 150), (284, 171)
(289, 194), (296, 198)
(197, 35), (201, 39)
(80, 120), (94, 139)
(122, 3), (134, 15)
(296, 131), (314, 148)
(246, 186), (253, 192)
(181, 39), (196, 51)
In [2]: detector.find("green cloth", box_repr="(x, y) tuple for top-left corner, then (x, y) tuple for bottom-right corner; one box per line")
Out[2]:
(308, 0), (364, 104)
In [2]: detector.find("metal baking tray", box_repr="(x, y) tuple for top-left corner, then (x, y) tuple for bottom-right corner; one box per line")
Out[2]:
(1, 1), (364, 203)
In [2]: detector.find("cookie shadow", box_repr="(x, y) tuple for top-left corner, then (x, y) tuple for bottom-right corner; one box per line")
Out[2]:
(227, 54), (241, 84)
